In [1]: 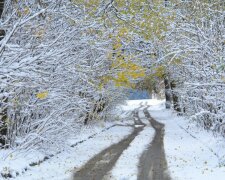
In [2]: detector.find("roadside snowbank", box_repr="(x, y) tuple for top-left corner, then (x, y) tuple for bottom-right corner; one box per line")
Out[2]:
(149, 103), (225, 180)
(0, 122), (131, 179)
(0, 150), (46, 178)
(122, 99), (225, 180)
(12, 126), (132, 180)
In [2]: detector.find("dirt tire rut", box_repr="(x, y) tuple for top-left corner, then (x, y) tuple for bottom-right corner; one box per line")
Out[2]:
(137, 106), (171, 180)
(73, 108), (144, 180)
(73, 104), (171, 180)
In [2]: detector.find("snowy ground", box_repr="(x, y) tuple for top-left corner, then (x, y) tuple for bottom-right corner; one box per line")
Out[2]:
(114, 99), (225, 180)
(1, 125), (132, 180)
(149, 104), (225, 180)
(1, 99), (225, 180)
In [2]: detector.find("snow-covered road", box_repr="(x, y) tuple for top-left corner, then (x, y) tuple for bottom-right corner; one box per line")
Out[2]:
(1, 99), (225, 180)
(73, 104), (166, 180)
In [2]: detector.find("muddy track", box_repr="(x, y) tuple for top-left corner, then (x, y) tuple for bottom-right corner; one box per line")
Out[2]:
(138, 106), (170, 180)
(133, 104), (146, 126)
(73, 104), (170, 180)
(73, 109), (145, 180)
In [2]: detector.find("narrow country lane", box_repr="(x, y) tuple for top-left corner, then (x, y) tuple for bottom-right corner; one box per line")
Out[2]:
(73, 104), (171, 180)
(73, 107), (145, 180)
(3, 100), (224, 180)
(138, 106), (171, 180)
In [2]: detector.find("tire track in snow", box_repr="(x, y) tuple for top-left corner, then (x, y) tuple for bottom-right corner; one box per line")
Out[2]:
(73, 105), (145, 180)
(138, 106), (171, 180)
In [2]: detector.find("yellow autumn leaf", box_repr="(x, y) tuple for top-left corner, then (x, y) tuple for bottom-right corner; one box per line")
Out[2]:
(171, 58), (182, 65)
(5, 118), (11, 125)
(35, 29), (45, 38)
(113, 42), (122, 50)
(118, 27), (128, 37)
(24, 7), (30, 15)
(221, 76), (225, 82)
(36, 91), (48, 100)
(154, 66), (166, 79)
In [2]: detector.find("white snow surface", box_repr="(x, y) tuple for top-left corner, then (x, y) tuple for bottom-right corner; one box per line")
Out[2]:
(118, 99), (225, 180)
(10, 126), (132, 180)
(122, 99), (164, 111)
(0, 120), (132, 179)
(149, 103), (225, 180)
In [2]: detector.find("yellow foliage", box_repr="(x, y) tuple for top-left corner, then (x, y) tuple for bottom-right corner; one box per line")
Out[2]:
(171, 58), (182, 65)
(221, 76), (225, 82)
(35, 29), (45, 38)
(118, 27), (128, 37)
(24, 7), (30, 15)
(112, 55), (145, 87)
(99, 56), (145, 88)
(36, 91), (49, 100)
(113, 42), (122, 50)
(154, 66), (166, 79)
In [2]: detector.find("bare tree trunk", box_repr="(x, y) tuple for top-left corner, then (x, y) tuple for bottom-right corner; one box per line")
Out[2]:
(0, 97), (7, 147)
(0, 0), (4, 17)
(164, 76), (172, 109)
(170, 80), (181, 112)
(0, 0), (5, 40)
(0, 0), (6, 148)
(84, 98), (106, 125)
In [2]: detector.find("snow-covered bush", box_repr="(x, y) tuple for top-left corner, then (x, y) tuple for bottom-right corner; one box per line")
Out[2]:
(165, 0), (225, 135)
(0, 0), (126, 151)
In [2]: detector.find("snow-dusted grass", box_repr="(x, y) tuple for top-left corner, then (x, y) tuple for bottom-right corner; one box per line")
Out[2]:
(149, 102), (225, 180)
(0, 121), (131, 179)
(0, 150), (46, 178)
(11, 126), (132, 180)
(107, 125), (155, 180)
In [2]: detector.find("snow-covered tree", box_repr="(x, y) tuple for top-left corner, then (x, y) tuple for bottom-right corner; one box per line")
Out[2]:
(0, 0), (127, 151)
(165, 0), (225, 134)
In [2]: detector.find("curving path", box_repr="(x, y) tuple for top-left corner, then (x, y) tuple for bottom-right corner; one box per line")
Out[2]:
(138, 106), (170, 180)
(73, 104), (171, 180)
(73, 106), (144, 180)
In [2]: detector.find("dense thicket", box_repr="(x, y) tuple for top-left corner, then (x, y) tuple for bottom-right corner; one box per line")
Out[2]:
(0, 0), (128, 150)
(166, 0), (225, 135)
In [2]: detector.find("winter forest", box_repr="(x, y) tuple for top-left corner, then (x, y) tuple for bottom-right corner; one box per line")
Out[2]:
(0, 0), (225, 179)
